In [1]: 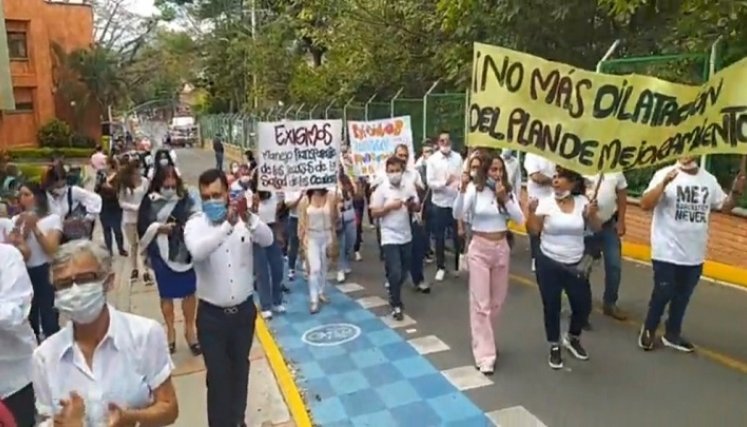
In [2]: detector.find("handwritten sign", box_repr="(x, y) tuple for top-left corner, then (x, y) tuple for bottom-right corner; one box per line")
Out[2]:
(257, 119), (342, 191)
(348, 116), (414, 177)
(468, 42), (747, 174)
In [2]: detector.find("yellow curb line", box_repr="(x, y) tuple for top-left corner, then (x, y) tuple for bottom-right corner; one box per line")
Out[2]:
(507, 271), (747, 375)
(507, 223), (747, 289)
(255, 315), (313, 427)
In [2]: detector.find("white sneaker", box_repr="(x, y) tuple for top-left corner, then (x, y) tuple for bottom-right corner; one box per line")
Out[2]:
(384, 281), (390, 289)
(273, 304), (286, 314)
(531, 258), (536, 272)
(355, 251), (362, 261)
(344, 267), (352, 274)
(336, 271), (345, 283)
(288, 269), (295, 280)
(261, 310), (273, 320)
(435, 269), (446, 282)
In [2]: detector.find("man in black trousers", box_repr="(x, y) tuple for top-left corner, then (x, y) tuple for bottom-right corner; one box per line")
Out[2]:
(184, 169), (274, 426)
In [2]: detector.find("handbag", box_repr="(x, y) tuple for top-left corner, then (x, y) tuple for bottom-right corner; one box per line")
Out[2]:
(62, 187), (93, 243)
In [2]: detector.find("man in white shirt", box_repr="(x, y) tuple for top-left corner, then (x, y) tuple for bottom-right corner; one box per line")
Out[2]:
(638, 156), (745, 353)
(371, 157), (420, 320)
(585, 172), (628, 321)
(523, 153), (556, 271)
(0, 243), (37, 427)
(426, 131), (464, 281)
(184, 169), (274, 427)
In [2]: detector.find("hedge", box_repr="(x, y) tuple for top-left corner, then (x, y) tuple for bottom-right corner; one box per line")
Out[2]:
(9, 147), (95, 160)
(14, 163), (47, 183)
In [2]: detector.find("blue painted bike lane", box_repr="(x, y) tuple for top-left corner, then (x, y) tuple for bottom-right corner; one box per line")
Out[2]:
(268, 279), (490, 427)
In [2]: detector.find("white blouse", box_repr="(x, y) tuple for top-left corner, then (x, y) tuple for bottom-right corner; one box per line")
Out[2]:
(31, 307), (173, 426)
(452, 183), (524, 232)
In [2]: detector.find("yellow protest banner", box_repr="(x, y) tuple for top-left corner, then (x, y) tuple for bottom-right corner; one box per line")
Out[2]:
(467, 42), (747, 174)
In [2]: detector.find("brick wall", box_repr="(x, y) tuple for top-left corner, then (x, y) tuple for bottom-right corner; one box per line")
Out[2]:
(621, 202), (747, 270)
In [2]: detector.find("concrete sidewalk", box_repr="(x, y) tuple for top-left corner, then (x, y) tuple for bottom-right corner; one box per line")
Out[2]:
(108, 255), (295, 427)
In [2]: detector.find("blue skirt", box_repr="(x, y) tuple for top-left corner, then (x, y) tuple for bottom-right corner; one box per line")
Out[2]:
(148, 246), (197, 299)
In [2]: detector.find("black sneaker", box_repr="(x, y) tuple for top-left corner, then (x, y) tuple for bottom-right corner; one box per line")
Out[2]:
(661, 335), (695, 353)
(282, 285), (291, 293)
(563, 334), (589, 360)
(392, 307), (404, 321)
(548, 345), (563, 369)
(638, 327), (655, 351)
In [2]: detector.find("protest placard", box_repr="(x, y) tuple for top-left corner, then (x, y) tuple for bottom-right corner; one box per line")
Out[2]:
(348, 116), (414, 177)
(468, 42), (747, 174)
(257, 119), (342, 191)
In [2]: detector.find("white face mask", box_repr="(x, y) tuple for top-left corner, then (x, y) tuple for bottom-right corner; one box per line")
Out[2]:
(554, 190), (571, 200)
(161, 188), (177, 199)
(388, 172), (403, 186)
(54, 281), (107, 324)
(159, 158), (170, 167)
(440, 145), (451, 155)
(470, 170), (478, 179)
(678, 160), (698, 171)
(51, 186), (67, 197)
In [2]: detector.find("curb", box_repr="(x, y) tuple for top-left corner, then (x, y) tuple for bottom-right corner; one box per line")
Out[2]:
(507, 223), (747, 290)
(255, 316), (313, 427)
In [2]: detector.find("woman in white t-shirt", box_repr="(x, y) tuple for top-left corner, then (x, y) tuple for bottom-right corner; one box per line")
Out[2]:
(251, 186), (286, 320)
(527, 166), (602, 370)
(453, 151), (524, 375)
(637, 156), (745, 353)
(13, 182), (64, 341)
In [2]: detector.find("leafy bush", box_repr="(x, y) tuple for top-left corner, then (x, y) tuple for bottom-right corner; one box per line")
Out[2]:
(71, 134), (97, 148)
(9, 147), (95, 160)
(38, 119), (73, 148)
(15, 163), (47, 183)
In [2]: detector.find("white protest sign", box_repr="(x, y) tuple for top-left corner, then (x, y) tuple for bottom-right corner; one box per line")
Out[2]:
(257, 119), (342, 191)
(347, 116), (414, 177)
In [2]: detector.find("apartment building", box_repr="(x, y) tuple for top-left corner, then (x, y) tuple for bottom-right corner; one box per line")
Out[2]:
(0, 0), (100, 148)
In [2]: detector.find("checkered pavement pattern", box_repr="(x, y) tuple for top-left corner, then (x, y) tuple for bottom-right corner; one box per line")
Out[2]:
(268, 283), (490, 426)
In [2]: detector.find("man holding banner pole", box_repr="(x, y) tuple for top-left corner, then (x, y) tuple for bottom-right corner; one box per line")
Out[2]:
(584, 172), (629, 321)
(426, 131), (464, 282)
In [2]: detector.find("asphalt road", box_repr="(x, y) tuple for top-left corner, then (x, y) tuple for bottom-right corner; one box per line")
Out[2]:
(177, 147), (747, 427)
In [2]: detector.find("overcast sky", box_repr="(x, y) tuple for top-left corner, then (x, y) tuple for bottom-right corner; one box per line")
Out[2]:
(128, 0), (158, 16)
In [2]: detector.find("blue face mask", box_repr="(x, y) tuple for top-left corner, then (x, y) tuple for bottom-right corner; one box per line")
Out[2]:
(203, 200), (227, 223)
(486, 177), (497, 191)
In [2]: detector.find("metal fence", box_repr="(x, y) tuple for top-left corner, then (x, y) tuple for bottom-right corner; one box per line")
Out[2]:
(199, 89), (468, 153)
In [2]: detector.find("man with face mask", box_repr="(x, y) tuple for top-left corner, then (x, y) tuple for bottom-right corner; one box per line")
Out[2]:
(184, 169), (274, 427)
(370, 156), (420, 320)
(32, 240), (178, 426)
(638, 156), (746, 353)
(425, 131), (464, 281)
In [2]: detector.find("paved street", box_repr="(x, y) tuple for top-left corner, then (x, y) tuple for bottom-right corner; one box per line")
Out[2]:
(179, 147), (747, 427)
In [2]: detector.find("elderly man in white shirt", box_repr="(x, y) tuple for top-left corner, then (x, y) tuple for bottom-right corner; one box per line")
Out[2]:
(584, 172), (628, 321)
(0, 243), (37, 427)
(184, 169), (274, 427)
(523, 153), (556, 271)
(32, 239), (178, 426)
(426, 131), (464, 281)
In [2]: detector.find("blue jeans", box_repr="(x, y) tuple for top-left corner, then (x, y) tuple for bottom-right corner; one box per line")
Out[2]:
(586, 219), (622, 306)
(337, 219), (356, 272)
(254, 241), (285, 310)
(100, 209), (124, 254)
(410, 219), (426, 285)
(643, 261), (702, 338)
(535, 252), (592, 342)
(383, 242), (412, 308)
(27, 264), (59, 340)
(286, 216), (300, 271)
(432, 205), (460, 270)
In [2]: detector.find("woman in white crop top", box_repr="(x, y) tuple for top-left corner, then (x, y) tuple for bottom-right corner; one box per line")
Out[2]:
(526, 166), (602, 370)
(452, 151), (524, 375)
(298, 188), (338, 313)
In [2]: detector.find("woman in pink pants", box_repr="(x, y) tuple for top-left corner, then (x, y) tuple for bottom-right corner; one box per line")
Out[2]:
(453, 151), (525, 374)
